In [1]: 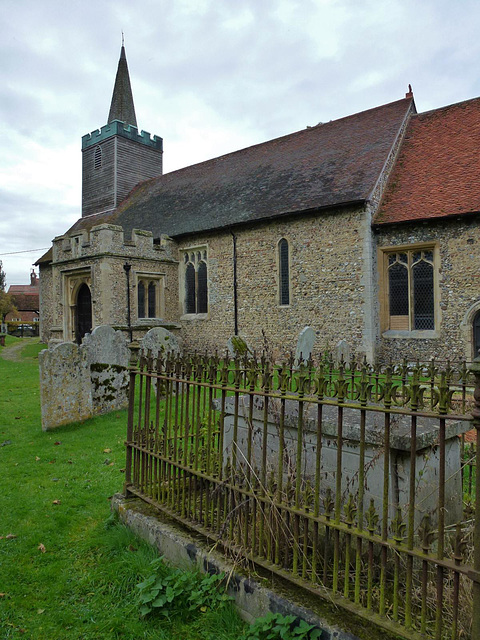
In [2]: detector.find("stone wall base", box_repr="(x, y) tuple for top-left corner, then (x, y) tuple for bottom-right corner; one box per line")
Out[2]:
(111, 493), (398, 640)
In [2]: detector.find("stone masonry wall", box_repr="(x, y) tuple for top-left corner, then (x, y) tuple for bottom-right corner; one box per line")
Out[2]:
(375, 216), (480, 362)
(41, 224), (179, 343)
(177, 206), (370, 359)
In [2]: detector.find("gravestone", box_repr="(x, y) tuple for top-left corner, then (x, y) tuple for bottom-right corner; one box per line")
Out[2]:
(141, 327), (181, 358)
(82, 325), (129, 415)
(294, 326), (315, 365)
(39, 342), (93, 430)
(227, 335), (252, 358)
(334, 339), (350, 367)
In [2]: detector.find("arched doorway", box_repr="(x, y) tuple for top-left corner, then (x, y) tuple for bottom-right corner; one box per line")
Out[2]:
(75, 283), (92, 344)
(474, 310), (480, 360)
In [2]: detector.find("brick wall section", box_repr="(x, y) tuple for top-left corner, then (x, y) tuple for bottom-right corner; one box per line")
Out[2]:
(375, 216), (480, 361)
(177, 206), (371, 359)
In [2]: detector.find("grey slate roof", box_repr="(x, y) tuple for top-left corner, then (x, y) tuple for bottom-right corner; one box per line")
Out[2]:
(68, 96), (414, 241)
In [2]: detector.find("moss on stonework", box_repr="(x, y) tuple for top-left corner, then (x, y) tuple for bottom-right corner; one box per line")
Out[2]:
(231, 336), (249, 356)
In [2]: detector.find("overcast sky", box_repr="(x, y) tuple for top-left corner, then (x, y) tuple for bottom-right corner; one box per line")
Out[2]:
(1, 0), (480, 287)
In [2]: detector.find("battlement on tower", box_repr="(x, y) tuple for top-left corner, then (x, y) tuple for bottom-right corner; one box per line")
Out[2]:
(82, 120), (163, 151)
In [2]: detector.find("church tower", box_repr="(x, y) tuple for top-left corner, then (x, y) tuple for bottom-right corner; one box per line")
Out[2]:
(81, 45), (163, 217)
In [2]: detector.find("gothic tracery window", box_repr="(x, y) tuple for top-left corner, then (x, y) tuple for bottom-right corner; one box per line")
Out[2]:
(385, 247), (436, 331)
(184, 249), (208, 315)
(137, 275), (163, 319)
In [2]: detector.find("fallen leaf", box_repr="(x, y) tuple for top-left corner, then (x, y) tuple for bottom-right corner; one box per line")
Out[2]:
(108, 462), (114, 467)
(0, 534), (18, 540)
(48, 460), (56, 464)
(128, 545), (137, 552)
(54, 441), (61, 446)
(119, 468), (125, 473)
(14, 416), (21, 420)
(37, 609), (45, 615)
(52, 500), (61, 505)
(38, 543), (46, 553)
(103, 448), (112, 453)
(0, 593), (5, 597)
(35, 456), (40, 462)
(200, 606), (208, 613)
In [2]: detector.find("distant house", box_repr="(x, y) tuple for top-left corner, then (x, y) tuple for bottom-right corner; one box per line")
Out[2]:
(6, 270), (40, 326)
(37, 47), (480, 363)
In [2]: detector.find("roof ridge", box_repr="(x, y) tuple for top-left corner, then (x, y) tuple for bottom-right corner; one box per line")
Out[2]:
(154, 96), (414, 182)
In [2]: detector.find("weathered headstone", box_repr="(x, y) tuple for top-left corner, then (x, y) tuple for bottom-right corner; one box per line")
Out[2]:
(141, 327), (181, 358)
(82, 325), (130, 415)
(294, 326), (315, 365)
(227, 335), (252, 358)
(334, 339), (350, 367)
(82, 325), (129, 368)
(39, 342), (93, 430)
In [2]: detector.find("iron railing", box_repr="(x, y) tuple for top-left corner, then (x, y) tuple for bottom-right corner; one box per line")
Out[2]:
(124, 350), (480, 639)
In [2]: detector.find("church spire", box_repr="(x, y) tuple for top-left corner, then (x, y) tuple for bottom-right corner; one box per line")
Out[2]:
(107, 44), (137, 128)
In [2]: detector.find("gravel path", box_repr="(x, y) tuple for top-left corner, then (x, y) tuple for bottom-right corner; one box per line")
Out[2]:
(0, 338), (40, 362)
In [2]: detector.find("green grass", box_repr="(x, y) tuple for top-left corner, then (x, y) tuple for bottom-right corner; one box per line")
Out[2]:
(0, 340), (245, 640)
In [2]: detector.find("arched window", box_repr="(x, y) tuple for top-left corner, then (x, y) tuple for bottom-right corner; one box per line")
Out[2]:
(148, 282), (156, 318)
(94, 145), (102, 170)
(278, 238), (290, 306)
(473, 310), (480, 359)
(197, 261), (208, 313)
(137, 281), (146, 318)
(385, 248), (435, 331)
(185, 263), (196, 314)
(183, 248), (208, 314)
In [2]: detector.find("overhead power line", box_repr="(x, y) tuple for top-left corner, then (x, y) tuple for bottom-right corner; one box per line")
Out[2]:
(0, 247), (49, 256)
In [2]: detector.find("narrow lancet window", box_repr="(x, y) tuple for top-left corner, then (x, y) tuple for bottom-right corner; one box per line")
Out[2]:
(279, 238), (290, 305)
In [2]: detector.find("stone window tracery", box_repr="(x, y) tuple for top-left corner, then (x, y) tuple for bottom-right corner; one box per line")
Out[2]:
(381, 245), (437, 332)
(136, 274), (164, 319)
(183, 248), (208, 315)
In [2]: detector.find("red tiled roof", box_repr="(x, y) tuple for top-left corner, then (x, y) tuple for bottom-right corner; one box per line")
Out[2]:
(67, 97), (414, 239)
(375, 97), (480, 224)
(8, 284), (39, 295)
(7, 292), (39, 311)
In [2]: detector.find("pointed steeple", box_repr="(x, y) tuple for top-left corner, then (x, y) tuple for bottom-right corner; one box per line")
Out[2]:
(108, 45), (137, 128)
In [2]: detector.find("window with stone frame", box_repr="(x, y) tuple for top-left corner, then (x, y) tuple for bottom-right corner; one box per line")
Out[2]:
(382, 246), (437, 331)
(183, 249), (208, 315)
(137, 274), (164, 319)
(278, 238), (290, 306)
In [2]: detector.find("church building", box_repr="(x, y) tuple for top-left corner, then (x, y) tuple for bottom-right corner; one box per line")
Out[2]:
(37, 46), (480, 363)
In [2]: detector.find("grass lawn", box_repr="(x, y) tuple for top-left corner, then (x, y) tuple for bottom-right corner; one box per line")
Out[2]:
(0, 338), (245, 640)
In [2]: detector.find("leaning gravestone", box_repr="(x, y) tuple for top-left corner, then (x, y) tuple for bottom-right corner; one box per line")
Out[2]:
(39, 342), (93, 431)
(294, 326), (315, 366)
(227, 335), (252, 358)
(141, 327), (181, 358)
(82, 325), (130, 415)
(334, 339), (351, 367)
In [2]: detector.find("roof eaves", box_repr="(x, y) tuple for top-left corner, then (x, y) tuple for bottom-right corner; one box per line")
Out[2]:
(170, 198), (367, 239)
(372, 209), (480, 228)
